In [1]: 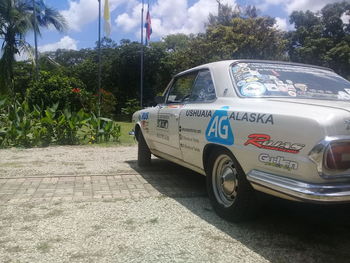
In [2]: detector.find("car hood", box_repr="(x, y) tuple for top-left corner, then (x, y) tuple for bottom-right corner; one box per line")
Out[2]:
(266, 98), (350, 113)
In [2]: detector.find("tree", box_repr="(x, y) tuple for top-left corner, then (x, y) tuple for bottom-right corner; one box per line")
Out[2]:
(0, 0), (67, 94)
(0, 0), (32, 94)
(288, 1), (350, 79)
(165, 5), (287, 73)
(31, 0), (67, 69)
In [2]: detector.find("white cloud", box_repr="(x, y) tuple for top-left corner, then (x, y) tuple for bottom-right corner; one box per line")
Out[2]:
(115, 3), (142, 32)
(115, 0), (236, 39)
(286, 0), (340, 14)
(341, 12), (350, 24)
(61, 0), (131, 31)
(39, 36), (78, 52)
(274, 17), (288, 31)
(257, 0), (341, 13)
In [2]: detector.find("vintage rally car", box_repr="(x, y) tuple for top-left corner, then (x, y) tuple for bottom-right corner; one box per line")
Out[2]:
(132, 60), (350, 222)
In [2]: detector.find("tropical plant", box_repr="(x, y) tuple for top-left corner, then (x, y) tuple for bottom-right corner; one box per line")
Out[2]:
(0, 0), (32, 94)
(0, 98), (121, 148)
(84, 112), (121, 143)
(0, 0), (67, 94)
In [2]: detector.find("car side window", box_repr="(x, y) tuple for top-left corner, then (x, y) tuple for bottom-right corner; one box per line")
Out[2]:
(167, 73), (197, 104)
(189, 70), (216, 102)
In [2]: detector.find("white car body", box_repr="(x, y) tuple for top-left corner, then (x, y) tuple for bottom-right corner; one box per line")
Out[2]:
(133, 60), (350, 208)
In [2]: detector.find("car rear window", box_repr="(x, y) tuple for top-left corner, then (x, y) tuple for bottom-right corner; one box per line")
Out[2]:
(231, 62), (350, 100)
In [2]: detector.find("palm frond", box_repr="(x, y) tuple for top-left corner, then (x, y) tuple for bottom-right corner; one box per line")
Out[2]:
(37, 7), (67, 32)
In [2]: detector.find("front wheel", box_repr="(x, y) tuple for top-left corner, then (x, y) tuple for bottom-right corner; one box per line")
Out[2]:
(206, 148), (258, 222)
(137, 131), (151, 167)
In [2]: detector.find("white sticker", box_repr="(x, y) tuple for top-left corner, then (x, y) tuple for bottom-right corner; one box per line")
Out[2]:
(265, 83), (278, 91)
(288, 91), (297, 97)
(241, 82), (266, 97)
(294, 83), (308, 92)
(287, 85), (296, 92)
(277, 84), (288, 92)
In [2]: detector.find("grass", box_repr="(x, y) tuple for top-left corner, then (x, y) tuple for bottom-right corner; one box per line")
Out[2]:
(116, 121), (136, 145)
(87, 121), (136, 146)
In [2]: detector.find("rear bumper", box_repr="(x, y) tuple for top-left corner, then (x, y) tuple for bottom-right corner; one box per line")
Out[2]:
(247, 170), (350, 203)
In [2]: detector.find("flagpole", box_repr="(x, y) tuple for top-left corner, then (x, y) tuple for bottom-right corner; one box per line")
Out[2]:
(33, 0), (39, 79)
(140, 0), (144, 108)
(98, 0), (102, 120)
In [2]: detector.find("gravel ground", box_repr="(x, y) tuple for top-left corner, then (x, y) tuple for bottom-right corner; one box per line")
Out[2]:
(0, 146), (136, 177)
(1, 146), (350, 263)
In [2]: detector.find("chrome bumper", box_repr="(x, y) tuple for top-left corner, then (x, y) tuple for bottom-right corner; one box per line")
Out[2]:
(247, 170), (350, 203)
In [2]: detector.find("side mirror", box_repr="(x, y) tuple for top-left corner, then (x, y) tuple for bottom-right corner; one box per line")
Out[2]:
(154, 95), (164, 104)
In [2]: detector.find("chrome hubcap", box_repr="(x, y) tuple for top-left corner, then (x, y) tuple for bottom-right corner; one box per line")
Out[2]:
(212, 154), (238, 207)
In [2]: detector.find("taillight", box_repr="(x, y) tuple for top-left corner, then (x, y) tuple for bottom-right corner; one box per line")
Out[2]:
(325, 142), (350, 170)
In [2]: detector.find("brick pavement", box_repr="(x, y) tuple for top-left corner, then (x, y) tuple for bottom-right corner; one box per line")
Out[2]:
(0, 169), (207, 203)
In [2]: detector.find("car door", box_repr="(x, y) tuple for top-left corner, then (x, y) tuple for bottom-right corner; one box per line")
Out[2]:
(152, 72), (197, 160)
(179, 69), (217, 168)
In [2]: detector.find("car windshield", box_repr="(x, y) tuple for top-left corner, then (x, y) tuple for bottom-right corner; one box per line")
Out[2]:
(231, 62), (350, 101)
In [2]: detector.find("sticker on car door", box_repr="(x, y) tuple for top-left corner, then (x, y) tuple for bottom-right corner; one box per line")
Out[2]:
(206, 106), (234, 145)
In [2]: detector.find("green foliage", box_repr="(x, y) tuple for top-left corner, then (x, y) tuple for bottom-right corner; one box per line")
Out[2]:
(14, 61), (34, 99)
(288, 1), (350, 79)
(2, 1), (349, 122)
(121, 99), (141, 120)
(26, 71), (92, 112)
(95, 89), (118, 119)
(160, 9), (288, 76)
(84, 113), (121, 143)
(0, 98), (121, 148)
(0, 0), (67, 94)
(0, 0), (32, 94)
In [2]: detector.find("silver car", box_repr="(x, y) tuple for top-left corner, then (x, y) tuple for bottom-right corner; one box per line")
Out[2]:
(133, 60), (350, 222)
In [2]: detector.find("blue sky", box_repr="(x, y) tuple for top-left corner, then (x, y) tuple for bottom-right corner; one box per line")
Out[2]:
(29, 0), (345, 52)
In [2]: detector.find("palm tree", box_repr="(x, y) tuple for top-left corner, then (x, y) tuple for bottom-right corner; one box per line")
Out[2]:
(31, 0), (67, 75)
(0, 0), (32, 94)
(0, 0), (67, 94)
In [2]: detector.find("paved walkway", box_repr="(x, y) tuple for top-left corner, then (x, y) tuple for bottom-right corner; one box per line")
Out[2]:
(0, 170), (207, 203)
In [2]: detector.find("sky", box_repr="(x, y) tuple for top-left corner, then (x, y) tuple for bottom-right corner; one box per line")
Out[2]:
(26, 0), (349, 53)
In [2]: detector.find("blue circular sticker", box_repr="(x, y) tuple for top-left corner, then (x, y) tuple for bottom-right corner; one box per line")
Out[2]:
(241, 82), (266, 97)
(237, 80), (246, 86)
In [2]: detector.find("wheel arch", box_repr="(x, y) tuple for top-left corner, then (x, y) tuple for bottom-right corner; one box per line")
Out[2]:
(202, 144), (243, 175)
(134, 123), (141, 142)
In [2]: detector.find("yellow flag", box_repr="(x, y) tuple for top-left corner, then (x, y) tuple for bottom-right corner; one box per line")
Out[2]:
(104, 0), (111, 37)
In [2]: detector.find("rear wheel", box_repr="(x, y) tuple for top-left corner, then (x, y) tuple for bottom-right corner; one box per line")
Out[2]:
(206, 148), (258, 222)
(137, 131), (151, 167)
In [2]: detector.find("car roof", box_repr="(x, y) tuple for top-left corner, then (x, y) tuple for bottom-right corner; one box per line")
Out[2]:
(174, 59), (334, 77)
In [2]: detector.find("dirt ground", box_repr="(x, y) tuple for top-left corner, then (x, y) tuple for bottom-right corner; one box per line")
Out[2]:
(0, 145), (350, 263)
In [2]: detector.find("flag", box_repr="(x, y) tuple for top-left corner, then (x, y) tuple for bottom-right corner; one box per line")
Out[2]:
(144, 5), (152, 45)
(104, 0), (111, 37)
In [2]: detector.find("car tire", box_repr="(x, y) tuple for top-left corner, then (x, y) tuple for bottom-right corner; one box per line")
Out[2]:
(138, 131), (151, 167)
(206, 148), (258, 222)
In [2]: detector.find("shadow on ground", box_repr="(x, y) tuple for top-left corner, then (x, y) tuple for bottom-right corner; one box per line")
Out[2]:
(127, 158), (350, 263)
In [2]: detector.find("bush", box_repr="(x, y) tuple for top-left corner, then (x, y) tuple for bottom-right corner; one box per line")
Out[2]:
(84, 112), (121, 143)
(91, 89), (117, 119)
(121, 99), (141, 120)
(26, 71), (93, 112)
(0, 98), (121, 148)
